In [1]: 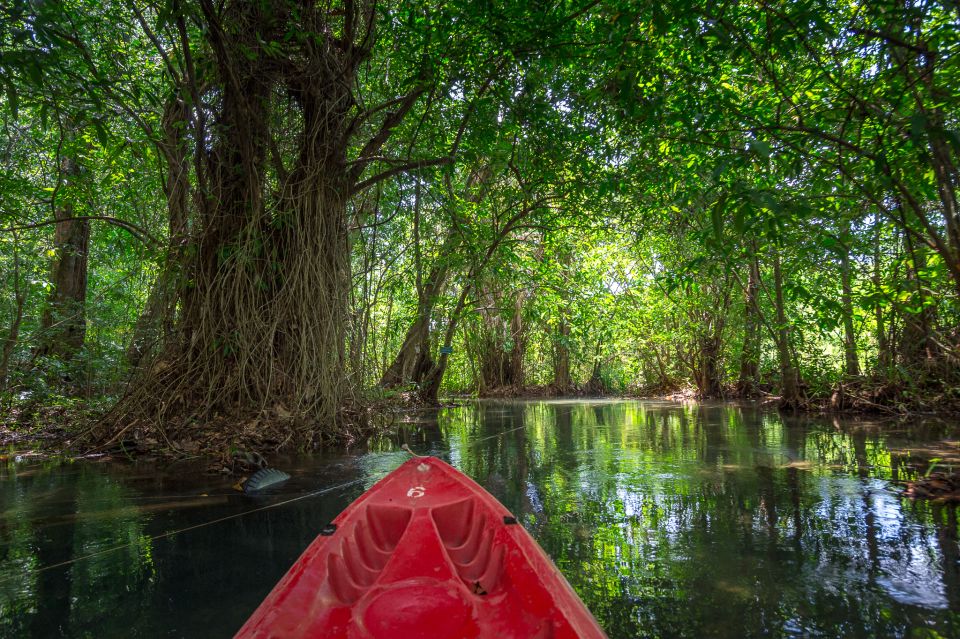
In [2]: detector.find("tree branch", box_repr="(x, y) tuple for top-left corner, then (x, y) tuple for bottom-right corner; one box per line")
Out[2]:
(0, 215), (161, 246)
(348, 84), (428, 185)
(351, 156), (452, 195)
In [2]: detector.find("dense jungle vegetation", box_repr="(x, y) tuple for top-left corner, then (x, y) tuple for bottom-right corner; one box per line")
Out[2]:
(0, 0), (958, 451)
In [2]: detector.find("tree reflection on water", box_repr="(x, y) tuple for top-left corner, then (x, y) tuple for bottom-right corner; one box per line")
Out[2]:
(2, 400), (959, 637)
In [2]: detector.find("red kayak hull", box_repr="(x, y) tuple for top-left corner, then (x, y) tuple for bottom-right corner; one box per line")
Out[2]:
(236, 456), (607, 638)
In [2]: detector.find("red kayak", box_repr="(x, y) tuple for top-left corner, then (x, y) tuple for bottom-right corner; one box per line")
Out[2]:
(236, 456), (607, 638)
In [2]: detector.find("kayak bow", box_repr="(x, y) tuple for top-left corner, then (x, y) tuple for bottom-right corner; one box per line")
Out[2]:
(236, 456), (607, 638)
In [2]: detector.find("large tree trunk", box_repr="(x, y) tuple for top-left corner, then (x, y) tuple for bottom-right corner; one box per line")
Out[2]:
(37, 124), (89, 364)
(737, 256), (761, 394)
(693, 333), (723, 398)
(477, 287), (527, 392)
(115, 0), (376, 437)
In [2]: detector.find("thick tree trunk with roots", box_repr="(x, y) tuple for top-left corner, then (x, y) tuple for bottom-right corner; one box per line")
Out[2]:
(111, 0), (397, 444)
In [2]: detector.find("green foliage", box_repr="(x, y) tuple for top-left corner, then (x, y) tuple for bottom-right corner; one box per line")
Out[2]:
(1, 0), (958, 420)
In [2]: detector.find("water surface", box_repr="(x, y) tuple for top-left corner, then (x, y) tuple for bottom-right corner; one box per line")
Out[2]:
(2, 400), (959, 637)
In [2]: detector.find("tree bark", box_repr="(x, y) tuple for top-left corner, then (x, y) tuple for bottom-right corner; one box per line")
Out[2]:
(508, 290), (527, 388)
(477, 286), (527, 391)
(37, 122), (89, 364)
(873, 218), (891, 375)
(899, 231), (938, 370)
(552, 247), (573, 392)
(118, 0), (391, 433)
(380, 234), (455, 388)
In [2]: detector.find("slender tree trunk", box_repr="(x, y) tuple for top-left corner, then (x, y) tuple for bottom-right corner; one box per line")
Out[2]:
(127, 92), (191, 367)
(873, 218), (891, 375)
(900, 231), (938, 371)
(651, 346), (671, 389)
(420, 284), (473, 404)
(552, 247), (573, 392)
(553, 314), (572, 391)
(380, 244), (451, 388)
(382, 167), (490, 388)
(772, 248), (801, 409)
(737, 256), (761, 394)
(419, 182), (528, 404)
(0, 237), (25, 390)
(840, 231), (861, 377)
(508, 290), (527, 388)
(586, 337), (605, 393)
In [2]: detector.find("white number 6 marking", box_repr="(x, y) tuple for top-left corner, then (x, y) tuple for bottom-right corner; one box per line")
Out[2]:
(407, 486), (425, 498)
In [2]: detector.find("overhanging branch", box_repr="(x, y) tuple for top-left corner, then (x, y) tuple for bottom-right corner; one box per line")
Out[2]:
(0, 215), (161, 247)
(351, 156), (452, 195)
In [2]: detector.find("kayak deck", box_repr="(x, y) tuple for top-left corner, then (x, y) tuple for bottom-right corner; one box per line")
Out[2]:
(236, 456), (606, 638)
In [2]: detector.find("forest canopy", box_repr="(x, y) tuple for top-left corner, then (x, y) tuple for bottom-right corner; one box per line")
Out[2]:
(1, 0), (958, 450)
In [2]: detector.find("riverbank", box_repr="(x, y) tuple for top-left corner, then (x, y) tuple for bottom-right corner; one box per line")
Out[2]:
(5, 379), (960, 467)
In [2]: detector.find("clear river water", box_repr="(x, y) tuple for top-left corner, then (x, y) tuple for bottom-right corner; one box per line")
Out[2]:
(2, 399), (959, 638)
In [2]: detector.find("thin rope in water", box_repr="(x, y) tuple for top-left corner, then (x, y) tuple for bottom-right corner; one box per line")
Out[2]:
(10, 421), (563, 579)
(1, 476), (369, 582)
(468, 423), (528, 446)
(399, 421), (529, 461)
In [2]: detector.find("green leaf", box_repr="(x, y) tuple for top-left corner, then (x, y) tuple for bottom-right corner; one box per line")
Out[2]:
(748, 139), (770, 160)
(711, 197), (724, 237)
(5, 82), (18, 119)
(909, 113), (927, 145)
(93, 121), (110, 147)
